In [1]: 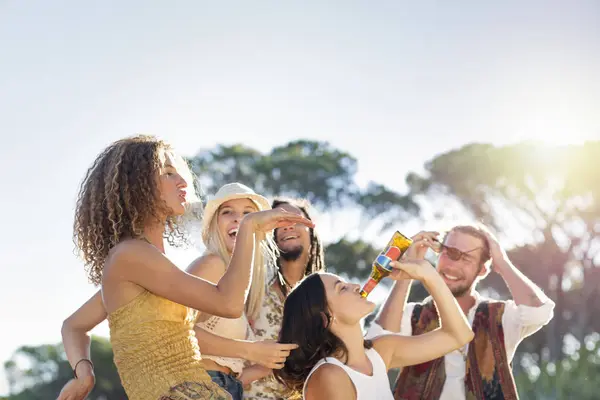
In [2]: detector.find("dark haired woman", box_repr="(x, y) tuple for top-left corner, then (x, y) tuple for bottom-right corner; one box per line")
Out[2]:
(274, 252), (474, 399)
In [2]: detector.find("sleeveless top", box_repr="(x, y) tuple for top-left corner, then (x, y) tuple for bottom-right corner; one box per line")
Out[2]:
(196, 312), (253, 374)
(303, 348), (394, 400)
(107, 290), (232, 400)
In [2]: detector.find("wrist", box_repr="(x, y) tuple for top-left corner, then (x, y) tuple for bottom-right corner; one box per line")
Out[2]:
(239, 217), (257, 234)
(241, 340), (255, 361)
(421, 269), (442, 286)
(393, 279), (412, 288)
(74, 359), (94, 379)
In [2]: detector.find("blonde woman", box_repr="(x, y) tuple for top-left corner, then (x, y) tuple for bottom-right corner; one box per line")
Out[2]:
(189, 183), (299, 399)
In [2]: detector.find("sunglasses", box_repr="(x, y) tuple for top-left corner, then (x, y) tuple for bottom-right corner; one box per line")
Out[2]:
(439, 244), (484, 262)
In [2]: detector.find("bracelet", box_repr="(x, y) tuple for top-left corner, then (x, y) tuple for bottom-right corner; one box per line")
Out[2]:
(73, 358), (94, 378)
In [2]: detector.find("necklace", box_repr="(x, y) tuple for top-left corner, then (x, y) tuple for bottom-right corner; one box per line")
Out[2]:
(278, 271), (293, 292)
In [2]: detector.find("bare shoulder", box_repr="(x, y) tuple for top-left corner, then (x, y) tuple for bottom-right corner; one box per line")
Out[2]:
(305, 363), (355, 400)
(102, 240), (154, 311)
(186, 253), (226, 283)
(104, 239), (152, 275)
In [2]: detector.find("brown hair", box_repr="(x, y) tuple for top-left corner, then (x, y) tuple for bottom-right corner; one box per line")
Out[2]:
(73, 135), (194, 285)
(274, 273), (372, 398)
(444, 224), (492, 268)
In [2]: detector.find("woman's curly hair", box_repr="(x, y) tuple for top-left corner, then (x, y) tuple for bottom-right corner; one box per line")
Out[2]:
(273, 273), (372, 398)
(73, 135), (194, 285)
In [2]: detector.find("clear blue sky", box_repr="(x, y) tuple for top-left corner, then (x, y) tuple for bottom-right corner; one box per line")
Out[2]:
(1, 0), (598, 395)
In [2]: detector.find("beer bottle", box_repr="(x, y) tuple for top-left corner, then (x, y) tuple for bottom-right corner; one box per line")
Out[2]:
(359, 231), (413, 298)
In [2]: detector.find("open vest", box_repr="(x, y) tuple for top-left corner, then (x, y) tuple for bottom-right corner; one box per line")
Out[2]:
(393, 300), (519, 400)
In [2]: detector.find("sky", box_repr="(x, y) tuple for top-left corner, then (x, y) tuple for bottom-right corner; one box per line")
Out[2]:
(1, 0), (599, 395)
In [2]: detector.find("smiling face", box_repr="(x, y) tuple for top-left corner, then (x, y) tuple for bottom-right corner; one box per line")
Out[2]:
(437, 229), (489, 297)
(320, 273), (376, 325)
(274, 203), (311, 261)
(216, 198), (258, 253)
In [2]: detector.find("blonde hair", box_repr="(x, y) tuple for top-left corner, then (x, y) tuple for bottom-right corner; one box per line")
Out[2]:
(204, 200), (277, 320)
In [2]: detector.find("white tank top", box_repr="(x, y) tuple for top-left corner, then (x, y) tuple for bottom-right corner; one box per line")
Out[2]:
(303, 347), (393, 400)
(196, 313), (253, 374)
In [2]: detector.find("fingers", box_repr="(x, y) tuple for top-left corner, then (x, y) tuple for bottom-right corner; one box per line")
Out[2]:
(259, 342), (298, 369)
(262, 355), (287, 369)
(411, 237), (435, 248)
(411, 230), (440, 241)
(389, 259), (427, 271)
(388, 268), (411, 281)
(389, 260), (407, 271)
(402, 237), (436, 260)
(275, 212), (314, 228)
(274, 343), (299, 351)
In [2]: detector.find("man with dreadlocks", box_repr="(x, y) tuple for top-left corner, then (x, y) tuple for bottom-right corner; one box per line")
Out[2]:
(241, 197), (326, 400)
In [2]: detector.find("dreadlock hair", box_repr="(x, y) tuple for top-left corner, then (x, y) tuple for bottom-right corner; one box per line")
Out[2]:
(73, 135), (198, 285)
(271, 197), (325, 297)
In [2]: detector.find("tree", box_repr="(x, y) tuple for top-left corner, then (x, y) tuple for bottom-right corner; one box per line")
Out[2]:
(514, 333), (600, 400)
(324, 237), (380, 279)
(189, 140), (361, 209)
(4, 337), (126, 400)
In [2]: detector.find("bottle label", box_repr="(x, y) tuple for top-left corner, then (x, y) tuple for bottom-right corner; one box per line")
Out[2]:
(375, 254), (393, 272)
(360, 278), (378, 297)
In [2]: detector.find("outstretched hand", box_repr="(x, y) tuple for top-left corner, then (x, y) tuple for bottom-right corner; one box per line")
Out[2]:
(246, 339), (299, 369)
(243, 209), (314, 233)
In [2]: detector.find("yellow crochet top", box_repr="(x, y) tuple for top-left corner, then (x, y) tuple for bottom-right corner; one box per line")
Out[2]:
(107, 290), (232, 399)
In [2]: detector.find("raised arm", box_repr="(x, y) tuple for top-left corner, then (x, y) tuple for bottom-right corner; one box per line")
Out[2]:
(58, 290), (107, 400)
(374, 259), (474, 369)
(374, 280), (412, 333)
(484, 230), (547, 307)
(373, 232), (439, 332)
(113, 209), (314, 318)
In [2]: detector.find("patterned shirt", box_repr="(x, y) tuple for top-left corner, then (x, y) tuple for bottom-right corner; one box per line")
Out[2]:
(244, 279), (288, 399)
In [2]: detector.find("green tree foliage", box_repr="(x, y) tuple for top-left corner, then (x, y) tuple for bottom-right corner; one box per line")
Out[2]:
(4, 337), (125, 399)
(189, 140), (361, 209)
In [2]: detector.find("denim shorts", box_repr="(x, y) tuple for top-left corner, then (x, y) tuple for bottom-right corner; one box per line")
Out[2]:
(207, 370), (244, 400)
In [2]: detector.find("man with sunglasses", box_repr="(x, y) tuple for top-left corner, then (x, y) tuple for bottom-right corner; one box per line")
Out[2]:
(367, 225), (555, 399)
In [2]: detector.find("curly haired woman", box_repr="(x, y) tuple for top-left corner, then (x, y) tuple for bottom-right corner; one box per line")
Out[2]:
(56, 135), (313, 400)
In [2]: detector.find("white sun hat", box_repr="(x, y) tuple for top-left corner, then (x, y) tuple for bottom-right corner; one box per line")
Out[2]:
(201, 182), (271, 243)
